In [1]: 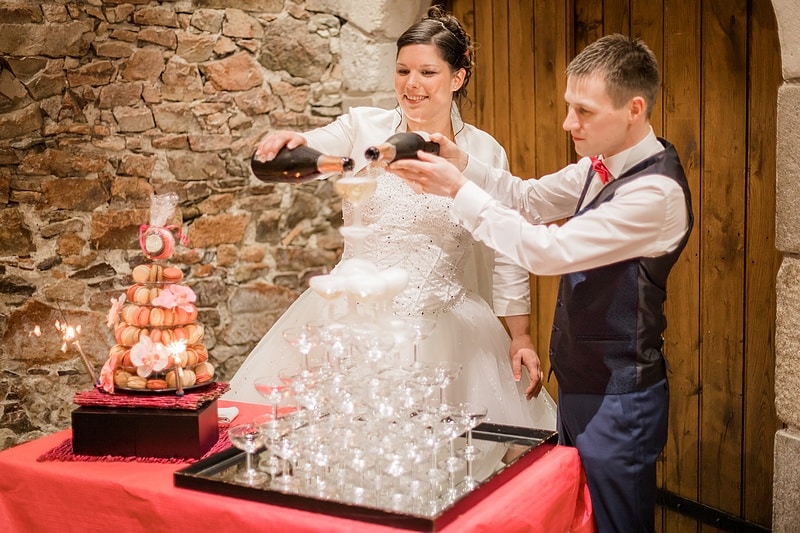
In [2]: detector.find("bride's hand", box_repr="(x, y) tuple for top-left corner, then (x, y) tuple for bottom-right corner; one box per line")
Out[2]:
(254, 130), (306, 162)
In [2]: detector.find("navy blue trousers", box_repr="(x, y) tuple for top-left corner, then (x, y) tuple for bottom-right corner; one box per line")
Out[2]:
(557, 379), (669, 533)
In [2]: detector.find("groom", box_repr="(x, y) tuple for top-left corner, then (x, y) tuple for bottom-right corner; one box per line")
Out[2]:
(388, 34), (693, 533)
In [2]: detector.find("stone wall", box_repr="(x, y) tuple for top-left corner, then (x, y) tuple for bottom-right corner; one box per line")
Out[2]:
(0, 0), (428, 450)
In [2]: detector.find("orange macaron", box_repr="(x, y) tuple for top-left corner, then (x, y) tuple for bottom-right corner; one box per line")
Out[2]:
(146, 378), (168, 390)
(132, 264), (150, 284)
(162, 266), (183, 283)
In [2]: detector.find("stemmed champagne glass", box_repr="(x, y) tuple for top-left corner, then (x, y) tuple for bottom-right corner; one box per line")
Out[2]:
(280, 364), (327, 437)
(377, 266), (408, 318)
(253, 413), (286, 477)
(456, 403), (488, 460)
(282, 326), (318, 373)
(351, 322), (394, 372)
(227, 423), (268, 486)
(345, 446), (375, 504)
(252, 376), (290, 477)
(374, 317), (415, 372)
(326, 321), (354, 371)
(309, 274), (346, 320)
(407, 317), (436, 363)
(456, 403), (488, 490)
(335, 173), (378, 256)
(278, 366), (304, 423)
(433, 360), (463, 407)
(271, 434), (300, 490)
(335, 258), (379, 317)
(333, 173), (377, 227)
(381, 444), (412, 511)
(403, 361), (440, 413)
(305, 319), (335, 373)
(438, 405), (468, 503)
(348, 275), (387, 319)
(253, 375), (289, 425)
(427, 426), (450, 509)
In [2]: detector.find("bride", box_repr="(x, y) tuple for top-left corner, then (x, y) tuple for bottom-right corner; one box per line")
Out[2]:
(224, 6), (555, 429)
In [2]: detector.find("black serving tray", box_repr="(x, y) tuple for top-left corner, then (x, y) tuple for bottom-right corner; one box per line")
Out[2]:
(174, 423), (557, 532)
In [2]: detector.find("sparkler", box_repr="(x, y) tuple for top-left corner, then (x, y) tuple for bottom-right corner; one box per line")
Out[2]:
(167, 340), (187, 396)
(55, 319), (99, 387)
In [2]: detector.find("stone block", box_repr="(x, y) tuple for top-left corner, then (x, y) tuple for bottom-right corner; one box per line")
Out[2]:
(776, 257), (800, 428)
(774, 0), (800, 80)
(316, 0), (428, 38)
(773, 429), (800, 532)
(340, 24), (396, 93)
(776, 84), (800, 253)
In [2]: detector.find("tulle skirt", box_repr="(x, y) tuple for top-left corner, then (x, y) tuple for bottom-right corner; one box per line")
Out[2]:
(224, 289), (556, 430)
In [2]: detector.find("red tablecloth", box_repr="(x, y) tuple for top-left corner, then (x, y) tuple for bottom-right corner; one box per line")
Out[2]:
(0, 400), (594, 533)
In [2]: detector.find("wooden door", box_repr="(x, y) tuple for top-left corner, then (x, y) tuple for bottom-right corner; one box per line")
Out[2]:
(445, 0), (782, 529)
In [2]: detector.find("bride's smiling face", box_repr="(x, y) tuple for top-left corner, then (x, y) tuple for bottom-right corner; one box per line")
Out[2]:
(395, 43), (465, 129)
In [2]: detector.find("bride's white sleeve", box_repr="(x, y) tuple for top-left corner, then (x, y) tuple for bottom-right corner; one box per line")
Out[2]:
(302, 114), (354, 156)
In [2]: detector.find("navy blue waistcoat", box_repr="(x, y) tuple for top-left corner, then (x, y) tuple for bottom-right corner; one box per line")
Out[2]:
(549, 139), (694, 394)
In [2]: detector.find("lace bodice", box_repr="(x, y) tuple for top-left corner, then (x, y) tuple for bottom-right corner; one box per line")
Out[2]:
(341, 171), (473, 317)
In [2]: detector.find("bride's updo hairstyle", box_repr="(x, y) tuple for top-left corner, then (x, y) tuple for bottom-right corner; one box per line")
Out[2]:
(396, 5), (475, 108)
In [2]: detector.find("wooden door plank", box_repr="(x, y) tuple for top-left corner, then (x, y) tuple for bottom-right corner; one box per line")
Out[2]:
(661, 0), (702, 530)
(506, 0), (538, 395)
(473, 0), (496, 135)
(508, 0), (535, 177)
(699, 0), (747, 516)
(530, 0), (572, 402)
(604, 0), (630, 34)
(632, 0), (664, 137)
(451, 0), (477, 126)
(743, 0), (781, 526)
(490, 1), (510, 151)
(574, 0), (603, 50)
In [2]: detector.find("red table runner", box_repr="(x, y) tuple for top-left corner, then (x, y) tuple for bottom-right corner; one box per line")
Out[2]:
(35, 425), (231, 464)
(72, 381), (229, 410)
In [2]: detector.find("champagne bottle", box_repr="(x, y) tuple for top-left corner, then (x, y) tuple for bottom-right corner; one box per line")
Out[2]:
(364, 132), (440, 163)
(250, 145), (354, 183)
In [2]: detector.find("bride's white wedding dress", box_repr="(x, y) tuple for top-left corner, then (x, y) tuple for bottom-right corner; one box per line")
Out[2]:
(224, 170), (556, 429)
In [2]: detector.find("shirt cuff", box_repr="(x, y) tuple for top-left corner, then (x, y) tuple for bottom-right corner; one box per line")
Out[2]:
(463, 152), (489, 184)
(455, 155), (495, 227)
(453, 180), (493, 231)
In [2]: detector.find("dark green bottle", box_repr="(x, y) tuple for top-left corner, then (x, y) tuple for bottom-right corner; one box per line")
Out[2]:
(251, 145), (354, 183)
(364, 132), (440, 163)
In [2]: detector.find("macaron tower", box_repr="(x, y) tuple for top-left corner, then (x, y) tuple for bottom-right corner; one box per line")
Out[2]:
(98, 194), (215, 394)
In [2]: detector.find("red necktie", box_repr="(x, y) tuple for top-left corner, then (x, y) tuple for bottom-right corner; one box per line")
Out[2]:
(590, 156), (610, 184)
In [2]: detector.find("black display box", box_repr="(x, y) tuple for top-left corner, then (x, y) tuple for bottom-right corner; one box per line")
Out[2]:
(71, 399), (219, 459)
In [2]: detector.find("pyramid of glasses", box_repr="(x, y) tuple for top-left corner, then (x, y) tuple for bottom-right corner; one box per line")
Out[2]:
(227, 167), (489, 515)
